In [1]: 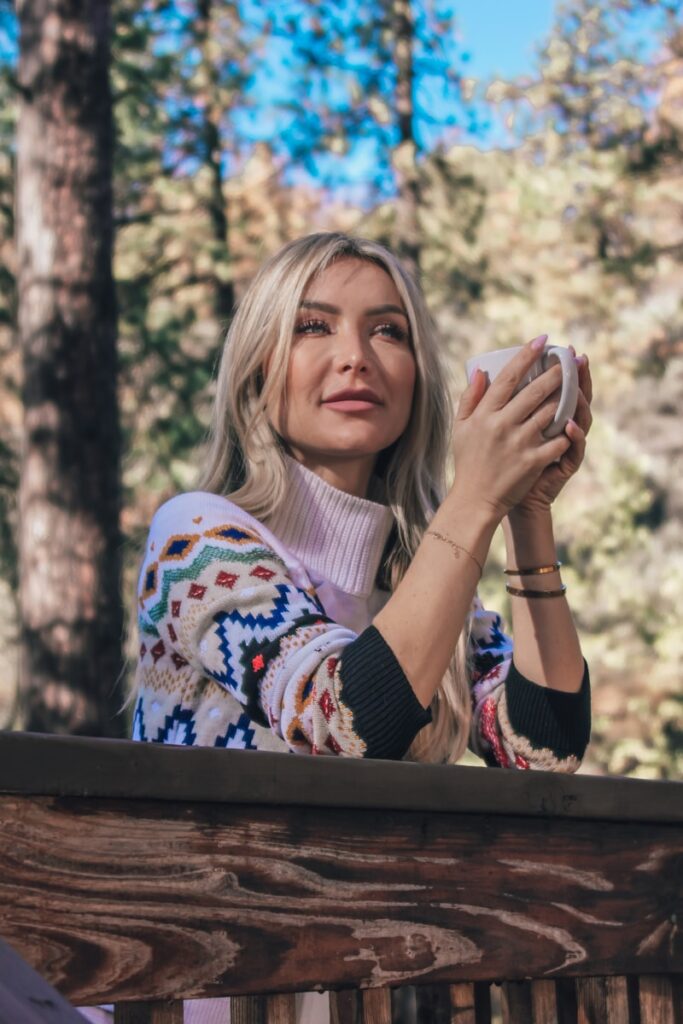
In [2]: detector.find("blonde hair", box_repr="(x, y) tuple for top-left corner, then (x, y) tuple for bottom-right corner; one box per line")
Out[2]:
(198, 232), (471, 764)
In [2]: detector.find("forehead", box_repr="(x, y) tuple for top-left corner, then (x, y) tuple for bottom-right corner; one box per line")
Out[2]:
(303, 258), (404, 306)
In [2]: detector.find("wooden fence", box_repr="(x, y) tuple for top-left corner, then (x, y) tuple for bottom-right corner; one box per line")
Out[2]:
(0, 731), (681, 1023)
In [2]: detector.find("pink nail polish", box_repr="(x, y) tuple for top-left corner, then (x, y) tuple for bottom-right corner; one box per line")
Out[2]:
(531, 334), (548, 351)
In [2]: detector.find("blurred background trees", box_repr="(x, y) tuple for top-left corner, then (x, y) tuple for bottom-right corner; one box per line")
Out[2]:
(0, 0), (680, 774)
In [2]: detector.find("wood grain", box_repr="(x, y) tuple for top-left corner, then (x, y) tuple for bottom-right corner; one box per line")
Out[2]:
(231, 995), (265, 1024)
(530, 979), (557, 1023)
(576, 976), (607, 1023)
(265, 993), (296, 1024)
(1, 732), (681, 825)
(0, 795), (682, 1005)
(639, 975), (680, 1024)
(330, 990), (360, 1024)
(501, 981), (532, 1023)
(361, 987), (391, 1024)
(448, 982), (476, 1023)
(605, 976), (635, 1023)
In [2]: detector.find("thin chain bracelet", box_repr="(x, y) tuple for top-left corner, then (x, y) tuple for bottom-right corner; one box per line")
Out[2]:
(506, 583), (567, 599)
(426, 529), (483, 579)
(503, 561), (562, 576)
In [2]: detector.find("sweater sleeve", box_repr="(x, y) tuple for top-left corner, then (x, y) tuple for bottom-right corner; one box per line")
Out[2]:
(468, 595), (591, 772)
(137, 495), (431, 759)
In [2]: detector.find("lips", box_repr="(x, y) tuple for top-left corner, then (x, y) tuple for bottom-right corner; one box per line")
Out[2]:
(323, 388), (382, 405)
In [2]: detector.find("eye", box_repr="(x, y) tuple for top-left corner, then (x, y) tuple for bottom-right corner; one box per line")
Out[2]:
(295, 318), (330, 335)
(373, 321), (409, 343)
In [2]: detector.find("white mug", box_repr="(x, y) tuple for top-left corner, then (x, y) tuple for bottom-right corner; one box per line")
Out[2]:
(465, 344), (579, 439)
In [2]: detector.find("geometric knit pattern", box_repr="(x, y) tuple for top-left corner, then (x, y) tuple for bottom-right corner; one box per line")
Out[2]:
(133, 490), (589, 769)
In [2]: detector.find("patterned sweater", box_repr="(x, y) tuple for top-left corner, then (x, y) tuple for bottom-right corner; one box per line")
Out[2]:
(133, 458), (590, 769)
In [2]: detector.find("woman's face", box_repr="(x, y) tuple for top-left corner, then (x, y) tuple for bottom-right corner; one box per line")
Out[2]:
(269, 258), (416, 495)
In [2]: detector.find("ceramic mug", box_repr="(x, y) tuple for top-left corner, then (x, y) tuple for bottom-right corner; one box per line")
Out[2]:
(465, 344), (579, 439)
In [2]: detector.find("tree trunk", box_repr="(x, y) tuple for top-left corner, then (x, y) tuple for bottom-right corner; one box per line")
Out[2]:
(390, 0), (421, 278)
(16, 0), (125, 736)
(196, 0), (234, 324)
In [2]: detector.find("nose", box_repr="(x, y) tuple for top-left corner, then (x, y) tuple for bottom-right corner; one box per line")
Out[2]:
(335, 326), (370, 373)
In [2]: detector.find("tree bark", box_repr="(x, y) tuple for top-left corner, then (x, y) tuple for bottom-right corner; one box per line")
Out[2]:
(196, 0), (234, 324)
(16, 0), (125, 735)
(390, 0), (421, 278)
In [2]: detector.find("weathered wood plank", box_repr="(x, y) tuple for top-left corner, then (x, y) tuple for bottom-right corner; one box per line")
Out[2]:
(1, 732), (682, 825)
(113, 1002), (184, 1023)
(501, 981), (533, 1023)
(330, 990), (360, 1024)
(605, 976), (635, 1023)
(0, 936), (85, 1023)
(530, 979), (557, 1023)
(576, 977), (607, 1023)
(0, 795), (681, 1005)
(265, 993), (296, 1024)
(638, 975), (681, 1024)
(361, 988), (391, 1024)
(448, 982), (476, 1023)
(231, 995), (265, 1024)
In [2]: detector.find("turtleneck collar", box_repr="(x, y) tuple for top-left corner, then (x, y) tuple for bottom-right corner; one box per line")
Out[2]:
(266, 457), (394, 598)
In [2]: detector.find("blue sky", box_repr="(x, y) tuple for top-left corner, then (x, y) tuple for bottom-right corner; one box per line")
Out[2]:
(455, 0), (555, 81)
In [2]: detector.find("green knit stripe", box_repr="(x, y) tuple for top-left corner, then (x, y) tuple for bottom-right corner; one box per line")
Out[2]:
(145, 543), (282, 625)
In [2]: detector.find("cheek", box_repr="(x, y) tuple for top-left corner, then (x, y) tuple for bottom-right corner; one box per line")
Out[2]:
(394, 353), (417, 406)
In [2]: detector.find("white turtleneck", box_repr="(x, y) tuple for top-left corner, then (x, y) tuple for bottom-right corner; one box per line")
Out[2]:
(266, 457), (394, 633)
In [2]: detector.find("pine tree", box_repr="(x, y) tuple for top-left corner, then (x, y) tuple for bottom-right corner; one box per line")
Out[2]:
(16, 0), (125, 735)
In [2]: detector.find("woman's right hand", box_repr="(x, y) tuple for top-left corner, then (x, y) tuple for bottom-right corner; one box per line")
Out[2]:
(450, 336), (573, 525)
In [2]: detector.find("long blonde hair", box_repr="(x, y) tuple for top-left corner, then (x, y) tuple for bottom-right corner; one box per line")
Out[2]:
(198, 232), (471, 763)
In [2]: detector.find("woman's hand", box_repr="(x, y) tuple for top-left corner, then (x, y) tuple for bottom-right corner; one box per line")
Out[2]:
(450, 337), (575, 525)
(511, 350), (593, 517)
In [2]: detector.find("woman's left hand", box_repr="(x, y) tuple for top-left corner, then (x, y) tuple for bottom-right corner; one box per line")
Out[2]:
(512, 351), (593, 516)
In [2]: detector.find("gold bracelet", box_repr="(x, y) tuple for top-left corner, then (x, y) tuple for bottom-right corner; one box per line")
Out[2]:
(426, 529), (483, 579)
(503, 561), (562, 576)
(506, 583), (567, 599)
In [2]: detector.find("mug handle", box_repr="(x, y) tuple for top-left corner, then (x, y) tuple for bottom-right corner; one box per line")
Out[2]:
(541, 346), (579, 438)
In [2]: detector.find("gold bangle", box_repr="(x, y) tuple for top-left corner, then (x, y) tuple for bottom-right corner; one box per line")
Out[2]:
(504, 561), (562, 576)
(426, 529), (484, 579)
(506, 583), (567, 599)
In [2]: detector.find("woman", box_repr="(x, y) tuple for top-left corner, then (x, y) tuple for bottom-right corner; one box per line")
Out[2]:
(132, 232), (591, 771)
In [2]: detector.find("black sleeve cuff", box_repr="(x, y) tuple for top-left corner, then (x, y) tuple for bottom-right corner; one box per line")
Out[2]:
(505, 660), (591, 759)
(338, 626), (432, 760)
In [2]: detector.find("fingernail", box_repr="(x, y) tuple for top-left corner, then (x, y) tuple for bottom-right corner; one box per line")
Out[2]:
(531, 334), (548, 351)
(569, 344), (576, 357)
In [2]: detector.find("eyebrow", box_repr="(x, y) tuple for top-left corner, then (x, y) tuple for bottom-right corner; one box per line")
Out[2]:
(300, 300), (408, 319)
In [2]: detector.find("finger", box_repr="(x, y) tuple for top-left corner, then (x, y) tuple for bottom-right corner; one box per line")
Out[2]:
(482, 335), (549, 411)
(573, 390), (593, 436)
(521, 390), (563, 437)
(536, 430), (573, 466)
(456, 369), (487, 421)
(505, 363), (564, 425)
(558, 419), (586, 474)
(577, 354), (593, 404)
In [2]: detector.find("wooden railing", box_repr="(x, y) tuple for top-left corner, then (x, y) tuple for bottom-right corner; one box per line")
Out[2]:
(0, 731), (681, 1023)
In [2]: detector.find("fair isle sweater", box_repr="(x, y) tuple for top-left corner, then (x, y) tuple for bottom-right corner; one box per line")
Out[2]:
(133, 458), (590, 770)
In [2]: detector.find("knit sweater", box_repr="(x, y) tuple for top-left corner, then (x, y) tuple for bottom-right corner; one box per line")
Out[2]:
(132, 458), (590, 769)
